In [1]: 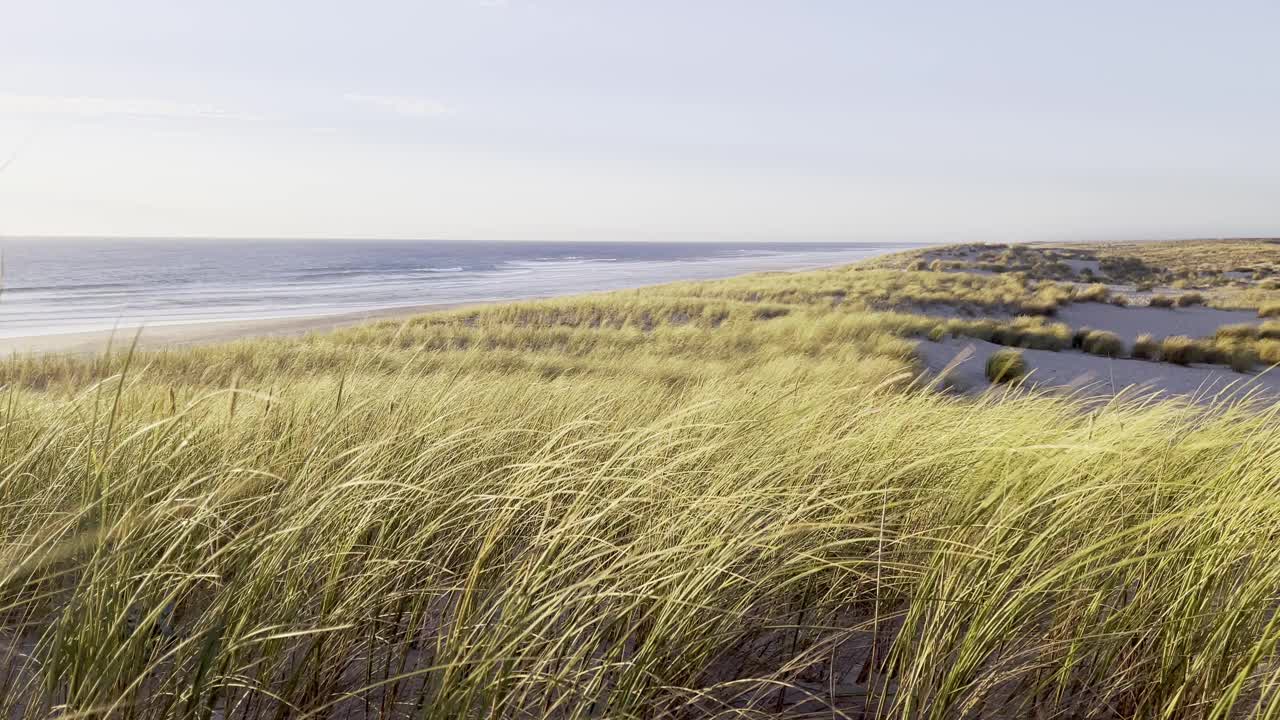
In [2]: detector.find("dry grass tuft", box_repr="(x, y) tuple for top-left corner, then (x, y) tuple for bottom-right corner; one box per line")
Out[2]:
(1081, 329), (1126, 358)
(985, 348), (1027, 383)
(1161, 335), (1204, 365)
(1131, 333), (1161, 361)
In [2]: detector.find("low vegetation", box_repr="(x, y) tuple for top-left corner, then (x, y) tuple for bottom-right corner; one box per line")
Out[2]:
(984, 348), (1027, 382)
(1130, 333), (1159, 361)
(1070, 283), (1111, 303)
(877, 239), (1280, 311)
(1, 256), (1279, 717)
(664, 265), (1075, 317)
(1076, 238), (1280, 281)
(1080, 329), (1125, 358)
(1161, 335), (1203, 365)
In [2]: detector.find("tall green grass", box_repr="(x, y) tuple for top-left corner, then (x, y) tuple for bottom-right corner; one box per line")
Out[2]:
(1, 268), (1279, 717)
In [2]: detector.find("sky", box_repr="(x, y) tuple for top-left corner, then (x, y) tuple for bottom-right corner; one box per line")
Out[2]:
(1, 0), (1278, 242)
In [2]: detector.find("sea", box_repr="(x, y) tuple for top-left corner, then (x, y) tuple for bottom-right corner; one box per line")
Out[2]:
(0, 238), (921, 338)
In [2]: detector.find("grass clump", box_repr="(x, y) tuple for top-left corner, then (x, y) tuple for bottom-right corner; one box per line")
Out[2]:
(1229, 347), (1257, 373)
(1071, 283), (1111, 303)
(1216, 323), (1260, 341)
(1259, 339), (1280, 365)
(1081, 329), (1125, 358)
(1260, 302), (1280, 318)
(1161, 335), (1204, 365)
(1149, 295), (1176, 308)
(1176, 292), (1206, 307)
(985, 348), (1027, 383)
(1131, 333), (1160, 361)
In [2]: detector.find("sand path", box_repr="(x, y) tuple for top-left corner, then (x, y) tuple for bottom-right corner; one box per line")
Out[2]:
(917, 336), (1280, 404)
(1055, 303), (1261, 343)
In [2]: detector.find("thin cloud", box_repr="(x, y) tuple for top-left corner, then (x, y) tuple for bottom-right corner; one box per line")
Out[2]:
(343, 93), (456, 118)
(0, 92), (253, 121)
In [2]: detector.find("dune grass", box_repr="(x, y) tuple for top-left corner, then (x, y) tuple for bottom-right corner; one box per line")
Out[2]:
(1080, 329), (1126, 358)
(2, 267), (1280, 717)
(875, 240), (1280, 310)
(1131, 333), (1160, 361)
(984, 348), (1026, 382)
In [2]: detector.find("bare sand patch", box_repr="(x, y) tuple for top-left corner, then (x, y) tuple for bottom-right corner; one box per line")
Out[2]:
(917, 336), (1280, 404)
(1055, 303), (1260, 343)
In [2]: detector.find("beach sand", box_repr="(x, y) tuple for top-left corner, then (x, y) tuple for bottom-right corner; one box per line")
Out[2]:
(0, 301), (484, 356)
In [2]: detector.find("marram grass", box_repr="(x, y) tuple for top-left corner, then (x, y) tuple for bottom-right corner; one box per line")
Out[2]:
(1, 269), (1279, 718)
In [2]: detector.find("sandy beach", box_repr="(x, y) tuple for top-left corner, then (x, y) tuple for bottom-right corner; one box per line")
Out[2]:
(0, 301), (482, 356)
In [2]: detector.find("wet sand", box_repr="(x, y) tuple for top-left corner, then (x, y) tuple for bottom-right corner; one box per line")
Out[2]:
(0, 301), (485, 356)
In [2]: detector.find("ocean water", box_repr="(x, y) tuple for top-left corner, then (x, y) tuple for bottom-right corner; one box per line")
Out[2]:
(0, 238), (921, 338)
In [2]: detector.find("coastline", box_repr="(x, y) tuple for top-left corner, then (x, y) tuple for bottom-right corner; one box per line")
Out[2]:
(0, 240), (912, 358)
(0, 300), (491, 356)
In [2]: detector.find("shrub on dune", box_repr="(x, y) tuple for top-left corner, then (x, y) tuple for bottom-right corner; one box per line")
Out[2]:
(1072, 283), (1111, 303)
(1161, 335), (1203, 365)
(1229, 348), (1256, 373)
(1199, 343), (1233, 366)
(1081, 330), (1125, 358)
(1036, 322), (1073, 351)
(985, 348), (1027, 383)
(1259, 339), (1280, 365)
(961, 319), (998, 343)
(1131, 334), (1160, 361)
(1010, 326), (1069, 351)
(1021, 299), (1059, 316)
(1216, 324), (1260, 341)
(989, 325), (1024, 347)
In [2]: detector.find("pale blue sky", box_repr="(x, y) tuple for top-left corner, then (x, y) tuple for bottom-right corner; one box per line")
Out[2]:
(2, 0), (1278, 241)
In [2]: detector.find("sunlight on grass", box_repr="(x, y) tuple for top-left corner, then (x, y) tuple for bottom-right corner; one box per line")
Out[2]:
(0, 263), (1278, 717)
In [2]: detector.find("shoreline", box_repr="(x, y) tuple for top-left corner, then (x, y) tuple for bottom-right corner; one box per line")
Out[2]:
(0, 243), (910, 358)
(0, 301), (494, 356)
